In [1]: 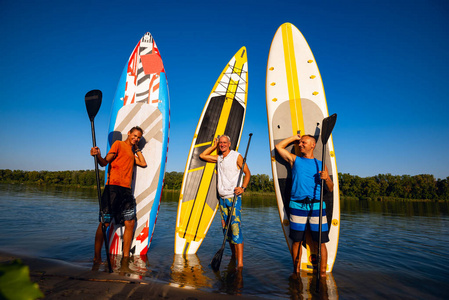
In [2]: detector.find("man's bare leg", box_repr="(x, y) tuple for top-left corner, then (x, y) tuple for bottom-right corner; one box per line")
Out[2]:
(320, 243), (328, 277)
(94, 222), (109, 263)
(235, 243), (244, 268)
(123, 219), (135, 257)
(229, 242), (236, 259)
(291, 241), (302, 274)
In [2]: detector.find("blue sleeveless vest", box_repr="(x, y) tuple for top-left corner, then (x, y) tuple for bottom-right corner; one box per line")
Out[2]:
(291, 156), (322, 201)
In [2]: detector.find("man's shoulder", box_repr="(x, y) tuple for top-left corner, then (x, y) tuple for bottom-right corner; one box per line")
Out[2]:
(230, 150), (241, 156)
(297, 156), (320, 161)
(111, 140), (123, 147)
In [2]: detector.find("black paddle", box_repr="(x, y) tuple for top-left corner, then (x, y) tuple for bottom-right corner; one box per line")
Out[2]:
(85, 89), (113, 273)
(211, 133), (253, 272)
(316, 113), (337, 291)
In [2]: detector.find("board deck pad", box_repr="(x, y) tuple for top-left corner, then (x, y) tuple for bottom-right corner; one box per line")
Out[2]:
(175, 47), (248, 255)
(105, 32), (169, 256)
(266, 23), (340, 272)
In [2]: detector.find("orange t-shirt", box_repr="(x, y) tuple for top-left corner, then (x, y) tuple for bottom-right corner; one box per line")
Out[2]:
(106, 141), (135, 188)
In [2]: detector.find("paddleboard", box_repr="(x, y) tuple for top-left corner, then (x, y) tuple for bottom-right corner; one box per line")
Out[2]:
(266, 23), (340, 272)
(105, 32), (170, 256)
(175, 47), (248, 255)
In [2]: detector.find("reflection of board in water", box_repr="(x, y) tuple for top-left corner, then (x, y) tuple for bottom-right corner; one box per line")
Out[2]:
(288, 271), (339, 299)
(170, 254), (212, 288)
(266, 22), (340, 272)
(94, 254), (148, 279)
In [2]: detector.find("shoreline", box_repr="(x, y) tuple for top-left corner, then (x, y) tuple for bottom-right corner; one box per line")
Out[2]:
(0, 250), (260, 299)
(2, 183), (447, 202)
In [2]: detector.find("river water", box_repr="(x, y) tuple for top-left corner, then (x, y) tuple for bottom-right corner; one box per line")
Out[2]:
(0, 183), (448, 299)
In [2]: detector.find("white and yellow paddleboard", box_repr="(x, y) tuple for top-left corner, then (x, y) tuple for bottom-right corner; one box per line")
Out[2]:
(266, 23), (340, 272)
(175, 47), (248, 255)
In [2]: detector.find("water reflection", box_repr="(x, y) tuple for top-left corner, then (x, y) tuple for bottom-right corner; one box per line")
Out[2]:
(170, 254), (212, 288)
(92, 254), (149, 279)
(214, 260), (244, 295)
(0, 183), (99, 202)
(341, 198), (449, 216)
(288, 272), (338, 300)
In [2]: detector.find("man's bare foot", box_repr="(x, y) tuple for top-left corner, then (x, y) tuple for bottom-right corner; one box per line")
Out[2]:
(119, 256), (132, 274)
(93, 257), (102, 264)
(290, 272), (299, 280)
(92, 258), (101, 271)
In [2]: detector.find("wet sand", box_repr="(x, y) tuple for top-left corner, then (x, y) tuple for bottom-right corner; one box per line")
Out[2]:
(0, 251), (260, 299)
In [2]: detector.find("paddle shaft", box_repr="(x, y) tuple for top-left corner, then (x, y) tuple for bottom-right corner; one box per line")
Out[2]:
(220, 151), (249, 249)
(316, 140), (327, 290)
(90, 121), (102, 204)
(220, 134), (252, 248)
(89, 118), (113, 273)
(316, 113), (336, 292)
(212, 133), (252, 270)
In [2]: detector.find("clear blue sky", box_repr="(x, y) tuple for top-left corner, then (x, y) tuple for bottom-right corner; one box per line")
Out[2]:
(1, 0), (448, 179)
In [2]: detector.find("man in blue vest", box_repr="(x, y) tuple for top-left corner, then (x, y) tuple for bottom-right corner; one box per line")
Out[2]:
(276, 134), (333, 277)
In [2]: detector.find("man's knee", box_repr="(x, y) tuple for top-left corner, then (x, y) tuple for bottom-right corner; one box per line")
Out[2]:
(124, 219), (135, 228)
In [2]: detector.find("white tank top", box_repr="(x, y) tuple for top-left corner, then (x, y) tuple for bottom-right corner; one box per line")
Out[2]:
(217, 150), (241, 198)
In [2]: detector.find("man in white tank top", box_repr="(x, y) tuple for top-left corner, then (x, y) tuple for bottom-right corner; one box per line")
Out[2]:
(200, 135), (251, 268)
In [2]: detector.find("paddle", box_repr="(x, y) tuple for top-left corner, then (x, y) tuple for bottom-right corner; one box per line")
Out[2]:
(316, 113), (337, 291)
(211, 133), (253, 272)
(85, 89), (113, 273)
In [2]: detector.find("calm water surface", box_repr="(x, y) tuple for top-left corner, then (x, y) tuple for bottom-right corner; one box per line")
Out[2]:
(0, 184), (448, 299)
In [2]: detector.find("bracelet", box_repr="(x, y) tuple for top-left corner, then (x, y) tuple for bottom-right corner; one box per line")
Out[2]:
(135, 149), (141, 153)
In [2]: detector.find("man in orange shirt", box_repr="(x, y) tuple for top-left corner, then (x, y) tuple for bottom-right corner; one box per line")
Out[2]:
(90, 126), (147, 263)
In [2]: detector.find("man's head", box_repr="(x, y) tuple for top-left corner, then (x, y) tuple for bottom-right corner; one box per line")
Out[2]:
(218, 135), (231, 154)
(127, 126), (144, 145)
(299, 134), (316, 156)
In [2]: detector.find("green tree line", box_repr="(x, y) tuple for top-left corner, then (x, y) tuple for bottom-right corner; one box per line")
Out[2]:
(163, 172), (275, 193)
(339, 173), (449, 200)
(1, 169), (448, 200)
(0, 169), (106, 187)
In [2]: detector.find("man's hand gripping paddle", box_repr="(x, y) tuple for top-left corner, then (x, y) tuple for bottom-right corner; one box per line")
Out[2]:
(316, 113), (337, 291)
(85, 89), (113, 273)
(211, 133), (253, 272)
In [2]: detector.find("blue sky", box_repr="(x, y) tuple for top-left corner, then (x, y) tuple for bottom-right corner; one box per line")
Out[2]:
(1, 0), (448, 179)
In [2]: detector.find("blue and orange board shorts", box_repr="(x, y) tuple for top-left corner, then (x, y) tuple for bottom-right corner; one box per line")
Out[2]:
(219, 196), (243, 244)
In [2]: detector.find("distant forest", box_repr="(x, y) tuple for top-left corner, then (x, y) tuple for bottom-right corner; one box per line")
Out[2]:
(0, 169), (448, 200)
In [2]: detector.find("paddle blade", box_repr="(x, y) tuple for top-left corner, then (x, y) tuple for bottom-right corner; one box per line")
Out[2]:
(85, 90), (102, 121)
(321, 113), (337, 145)
(211, 247), (225, 272)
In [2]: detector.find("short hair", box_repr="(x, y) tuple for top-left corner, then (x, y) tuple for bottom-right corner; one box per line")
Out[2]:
(219, 135), (231, 143)
(303, 134), (316, 143)
(130, 126), (144, 134)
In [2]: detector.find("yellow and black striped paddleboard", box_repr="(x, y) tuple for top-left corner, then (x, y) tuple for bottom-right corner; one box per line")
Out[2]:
(175, 47), (248, 255)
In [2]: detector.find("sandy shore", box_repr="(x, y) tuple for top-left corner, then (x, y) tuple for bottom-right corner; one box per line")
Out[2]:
(0, 251), (260, 299)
